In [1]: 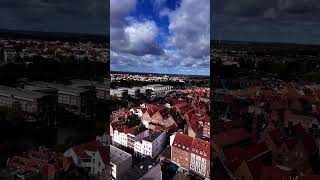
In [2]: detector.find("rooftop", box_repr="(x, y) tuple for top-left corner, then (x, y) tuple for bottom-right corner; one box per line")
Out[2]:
(127, 126), (148, 136)
(213, 128), (251, 148)
(28, 82), (89, 95)
(143, 131), (165, 143)
(110, 145), (132, 166)
(173, 133), (210, 160)
(0, 85), (48, 101)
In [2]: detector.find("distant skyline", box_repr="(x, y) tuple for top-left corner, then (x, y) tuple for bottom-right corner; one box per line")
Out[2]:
(110, 0), (210, 75)
(212, 0), (320, 45)
(0, 0), (108, 35)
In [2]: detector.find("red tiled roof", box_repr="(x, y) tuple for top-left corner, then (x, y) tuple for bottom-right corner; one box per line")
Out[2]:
(174, 101), (189, 110)
(285, 139), (298, 150)
(260, 166), (292, 180)
(246, 143), (271, 160)
(300, 175), (320, 180)
(268, 128), (285, 147)
(8, 147), (74, 179)
(158, 107), (170, 118)
(303, 134), (318, 154)
(213, 128), (251, 148)
(224, 143), (271, 172)
(8, 156), (57, 179)
(224, 146), (247, 172)
(297, 159), (314, 175)
(170, 110), (184, 125)
(189, 118), (202, 135)
(247, 159), (264, 178)
(72, 140), (108, 164)
(173, 133), (210, 160)
(141, 108), (147, 114)
(173, 133), (194, 152)
(179, 106), (194, 115)
(146, 104), (160, 116)
(190, 114), (200, 122)
(223, 119), (242, 131)
(192, 138), (210, 160)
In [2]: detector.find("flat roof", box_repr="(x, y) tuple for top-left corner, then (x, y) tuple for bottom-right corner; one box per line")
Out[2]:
(0, 85), (47, 101)
(110, 145), (132, 166)
(28, 82), (88, 96)
(143, 131), (165, 143)
(144, 84), (164, 87)
(127, 126), (148, 136)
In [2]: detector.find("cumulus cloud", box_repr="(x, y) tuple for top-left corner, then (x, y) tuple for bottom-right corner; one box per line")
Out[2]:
(110, 0), (164, 56)
(120, 20), (163, 56)
(165, 0), (210, 59)
(110, 0), (210, 75)
(0, 0), (108, 34)
(111, 49), (209, 75)
(213, 0), (320, 44)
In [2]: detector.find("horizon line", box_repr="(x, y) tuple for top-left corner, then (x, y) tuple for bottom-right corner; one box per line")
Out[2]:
(111, 70), (210, 77)
(210, 38), (320, 46)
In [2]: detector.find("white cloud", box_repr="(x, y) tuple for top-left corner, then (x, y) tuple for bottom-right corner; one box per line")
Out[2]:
(165, 0), (210, 59)
(123, 20), (164, 55)
(110, 0), (163, 56)
(110, 0), (210, 75)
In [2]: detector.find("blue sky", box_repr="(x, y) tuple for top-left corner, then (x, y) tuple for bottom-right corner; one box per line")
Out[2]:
(110, 0), (210, 75)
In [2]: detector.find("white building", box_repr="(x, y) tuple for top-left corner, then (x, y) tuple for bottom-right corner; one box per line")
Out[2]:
(63, 141), (108, 179)
(112, 129), (128, 147)
(127, 126), (149, 149)
(190, 152), (208, 178)
(128, 87), (140, 98)
(129, 107), (144, 117)
(141, 84), (173, 96)
(110, 88), (128, 98)
(3, 48), (17, 62)
(134, 131), (166, 158)
(110, 145), (132, 180)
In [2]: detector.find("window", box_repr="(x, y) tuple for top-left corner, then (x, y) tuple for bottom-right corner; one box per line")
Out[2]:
(81, 158), (91, 163)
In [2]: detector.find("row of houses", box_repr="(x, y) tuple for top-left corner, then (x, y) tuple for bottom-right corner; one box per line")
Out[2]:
(170, 133), (210, 179)
(111, 124), (166, 158)
(0, 79), (109, 122)
(110, 84), (173, 99)
(2, 133), (111, 180)
(212, 82), (320, 179)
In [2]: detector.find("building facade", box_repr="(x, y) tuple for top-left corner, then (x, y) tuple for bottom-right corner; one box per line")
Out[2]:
(171, 133), (210, 179)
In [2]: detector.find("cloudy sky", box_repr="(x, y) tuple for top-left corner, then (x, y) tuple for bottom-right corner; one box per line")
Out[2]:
(213, 0), (320, 44)
(0, 0), (108, 34)
(110, 0), (210, 75)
